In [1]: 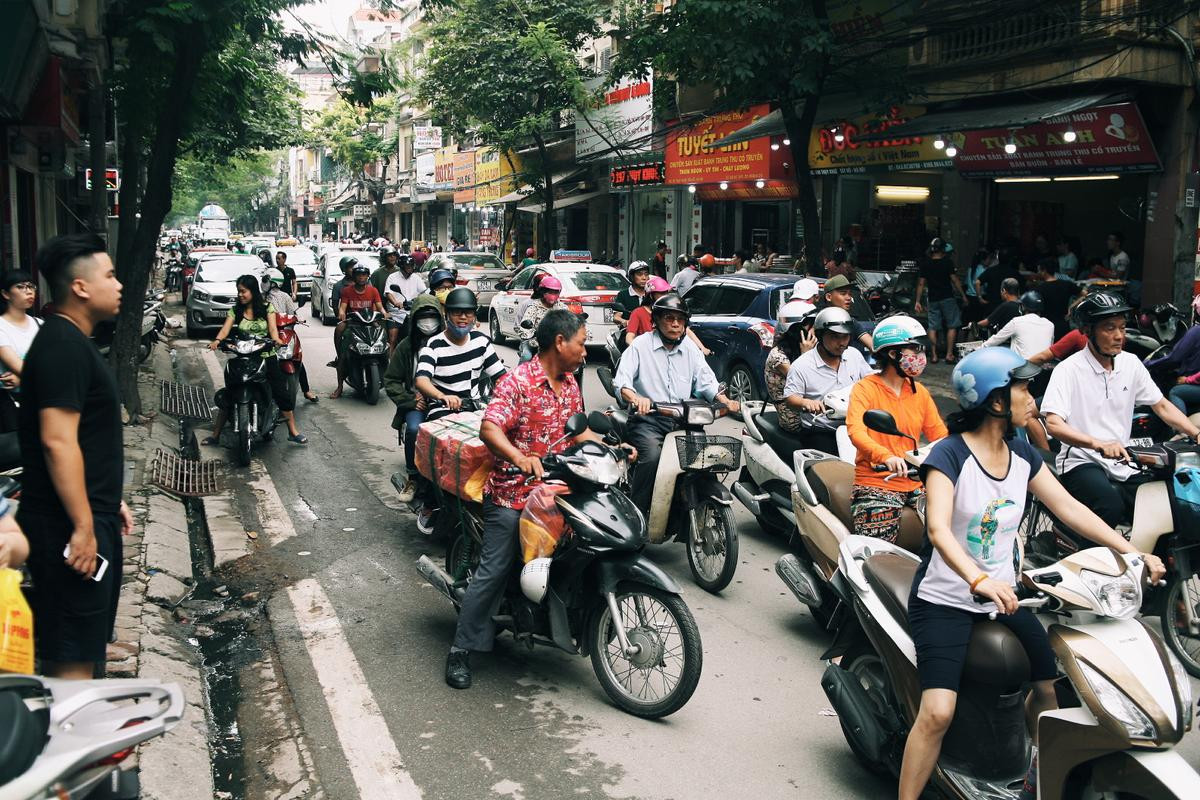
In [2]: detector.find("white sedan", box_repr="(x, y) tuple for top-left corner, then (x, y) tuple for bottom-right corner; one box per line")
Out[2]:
(488, 263), (629, 348)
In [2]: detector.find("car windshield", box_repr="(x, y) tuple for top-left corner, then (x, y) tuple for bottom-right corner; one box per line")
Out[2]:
(445, 254), (505, 270)
(279, 247), (316, 266)
(563, 271), (629, 292)
(197, 259), (259, 283)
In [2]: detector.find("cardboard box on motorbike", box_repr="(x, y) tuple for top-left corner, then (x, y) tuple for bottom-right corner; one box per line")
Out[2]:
(414, 411), (494, 503)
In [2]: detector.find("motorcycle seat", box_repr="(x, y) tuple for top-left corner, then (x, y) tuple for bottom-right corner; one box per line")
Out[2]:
(756, 410), (809, 463)
(863, 554), (1032, 689)
(0, 690), (48, 784)
(804, 458), (856, 532)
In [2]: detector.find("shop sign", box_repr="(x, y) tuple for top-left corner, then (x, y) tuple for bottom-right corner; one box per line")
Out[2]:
(433, 145), (457, 190)
(478, 227), (498, 245)
(453, 150), (476, 204)
(474, 148), (522, 205)
(610, 162), (664, 188)
(413, 152), (437, 202)
(954, 103), (1160, 177)
(413, 125), (442, 151)
(809, 105), (951, 175)
(665, 105), (776, 185)
(576, 73), (654, 160)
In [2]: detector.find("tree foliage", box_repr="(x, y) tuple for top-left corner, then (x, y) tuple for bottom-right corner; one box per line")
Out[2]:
(417, 0), (603, 253)
(169, 153), (284, 232)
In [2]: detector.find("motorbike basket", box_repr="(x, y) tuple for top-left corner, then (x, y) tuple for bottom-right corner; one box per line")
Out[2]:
(675, 434), (742, 473)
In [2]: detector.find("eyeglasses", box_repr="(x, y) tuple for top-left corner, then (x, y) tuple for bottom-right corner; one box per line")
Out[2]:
(7, 283), (35, 291)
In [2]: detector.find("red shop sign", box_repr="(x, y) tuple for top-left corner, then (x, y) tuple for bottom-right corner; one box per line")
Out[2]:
(611, 163), (665, 187)
(955, 102), (1160, 177)
(665, 105), (787, 185)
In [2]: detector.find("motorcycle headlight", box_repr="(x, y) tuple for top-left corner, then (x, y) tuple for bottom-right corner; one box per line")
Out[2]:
(192, 290), (210, 302)
(1167, 648), (1194, 730)
(566, 454), (625, 486)
(233, 339), (260, 355)
(1078, 660), (1157, 740)
(686, 405), (715, 426)
(1080, 568), (1141, 619)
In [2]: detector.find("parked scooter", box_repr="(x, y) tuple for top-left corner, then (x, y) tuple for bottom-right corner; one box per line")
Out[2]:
(1127, 302), (1190, 361)
(814, 536), (1198, 798)
(218, 333), (282, 467)
(94, 290), (167, 362)
(0, 675), (184, 800)
(416, 411), (703, 719)
(1025, 440), (1200, 676)
(274, 312), (305, 409)
(342, 309), (388, 405)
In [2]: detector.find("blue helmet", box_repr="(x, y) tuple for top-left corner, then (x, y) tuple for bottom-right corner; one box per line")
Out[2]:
(952, 347), (1041, 410)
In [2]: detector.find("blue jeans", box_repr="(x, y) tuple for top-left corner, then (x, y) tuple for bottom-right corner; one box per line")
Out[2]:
(403, 408), (425, 478)
(1169, 384), (1200, 416)
(452, 499), (522, 652)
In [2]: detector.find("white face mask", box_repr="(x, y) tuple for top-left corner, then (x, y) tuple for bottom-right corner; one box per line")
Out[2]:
(416, 318), (440, 336)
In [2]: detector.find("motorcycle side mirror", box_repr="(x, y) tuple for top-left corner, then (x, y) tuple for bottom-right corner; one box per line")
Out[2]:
(495, 280), (509, 291)
(520, 319), (534, 330)
(864, 409), (918, 453)
(563, 412), (588, 438)
(587, 410), (612, 435)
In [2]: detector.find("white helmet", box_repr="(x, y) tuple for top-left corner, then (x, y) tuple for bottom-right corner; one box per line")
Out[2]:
(791, 278), (820, 302)
(823, 385), (852, 420)
(776, 299), (817, 337)
(813, 306), (855, 336)
(519, 557), (552, 603)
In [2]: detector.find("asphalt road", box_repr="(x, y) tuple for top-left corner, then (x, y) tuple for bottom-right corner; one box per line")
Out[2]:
(173, 304), (1200, 800)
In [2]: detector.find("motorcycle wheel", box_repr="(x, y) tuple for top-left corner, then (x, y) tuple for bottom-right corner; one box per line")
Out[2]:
(1160, 572), (1200, 678)
(138, 334), (155, 363)
(840, 649), (896, 776)
(686, 498), (739, 593)
(234, 402), (252, 467)
(589, 586), (702, 719)
(365, 363), (381, 405)
(445, 532), (479, 583)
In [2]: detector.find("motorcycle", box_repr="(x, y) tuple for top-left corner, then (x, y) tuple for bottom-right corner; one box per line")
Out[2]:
(94, 290), (167, 363)
(0, 675), (184, 800)
(1127, 302), (1190, 361)
(775, 409), (932, 629)
(816, 535), (1198, 799)
(1024, 440), (1200, 676)
(342, 310), (387, 405)
(164, 253), (183, 293)
(415, 411), (704, 719)
(274, 312), (305, 409)
(218, 333), (282, 467)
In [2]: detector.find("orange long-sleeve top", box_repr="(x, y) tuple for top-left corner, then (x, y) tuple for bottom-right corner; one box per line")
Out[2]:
(846, 373), (948, 492)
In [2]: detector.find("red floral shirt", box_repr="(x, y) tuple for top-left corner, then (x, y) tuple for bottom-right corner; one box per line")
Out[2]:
(483, 356), (582, 508)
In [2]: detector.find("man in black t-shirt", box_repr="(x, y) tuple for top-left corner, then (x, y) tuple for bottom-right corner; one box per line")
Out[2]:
(979, 277), (1022, 333)
(1034, 259), (1079, 339)
(978, 259), (1021, 310)
(915, 239), (967, 362)
(18, 233), (131, 679)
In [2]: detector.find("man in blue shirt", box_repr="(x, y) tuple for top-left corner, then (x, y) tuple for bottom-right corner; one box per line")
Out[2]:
(614, 293), (740, 513)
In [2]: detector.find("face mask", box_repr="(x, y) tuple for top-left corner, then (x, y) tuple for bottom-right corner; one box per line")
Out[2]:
(542, 292), (560, 305)
(416, 317), (440, 336)
(446, 321), (473, 339)
(898, 351), (927, 378)
(435, 288), (452, 304)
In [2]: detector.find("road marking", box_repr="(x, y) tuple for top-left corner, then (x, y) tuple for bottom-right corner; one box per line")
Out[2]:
(287, 578), (421, 799)
(248, 459), (297, 545)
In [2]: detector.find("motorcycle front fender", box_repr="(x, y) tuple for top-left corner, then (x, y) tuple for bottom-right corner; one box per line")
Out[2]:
(680, 472), (733, 510)
(592, 552), (682, 596)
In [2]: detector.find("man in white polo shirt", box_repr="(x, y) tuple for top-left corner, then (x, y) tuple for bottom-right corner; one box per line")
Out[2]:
(782, 307), (873, 454)
(1041, 293), (1200, 527)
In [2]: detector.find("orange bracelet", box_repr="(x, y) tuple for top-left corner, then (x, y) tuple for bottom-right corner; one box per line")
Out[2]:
(969, 574), (988, 594)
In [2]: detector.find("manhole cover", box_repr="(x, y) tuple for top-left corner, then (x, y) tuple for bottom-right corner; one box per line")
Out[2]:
(150, 449), (224, 497)
(160, 380), (213, 421)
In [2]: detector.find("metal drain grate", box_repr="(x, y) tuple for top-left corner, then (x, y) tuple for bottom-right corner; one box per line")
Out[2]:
(149, 449), (224, 497)
(160, 380), (213, 421)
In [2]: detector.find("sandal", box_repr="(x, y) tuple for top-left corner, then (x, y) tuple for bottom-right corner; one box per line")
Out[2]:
(304, 392), (319, 403)
(200, 436), (219, 446)
(288, 433), (308, 444)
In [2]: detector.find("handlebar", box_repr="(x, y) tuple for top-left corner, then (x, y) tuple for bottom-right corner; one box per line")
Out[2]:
(872, 464), (919, 480)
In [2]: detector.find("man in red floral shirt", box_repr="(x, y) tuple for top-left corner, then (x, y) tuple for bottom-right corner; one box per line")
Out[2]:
(446, 309), (623, 689)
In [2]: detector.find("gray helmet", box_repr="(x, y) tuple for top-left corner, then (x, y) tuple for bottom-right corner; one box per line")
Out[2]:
(338, 255), (359, 273)
(813, 306), (855, 336)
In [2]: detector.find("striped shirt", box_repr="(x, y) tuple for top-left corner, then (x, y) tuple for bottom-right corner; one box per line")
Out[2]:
(416, 331), (507, 401)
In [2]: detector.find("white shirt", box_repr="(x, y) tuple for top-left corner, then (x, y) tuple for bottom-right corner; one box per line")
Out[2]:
(670, 267), (700, 294)
(386, 272), (427, 321)
(783, 346), (872, 401)
(0, 314), (41, 361)
(983, 313), (1055, 359)
(1041, 347), (1162, 480)
(1108, 249), (1130, 278)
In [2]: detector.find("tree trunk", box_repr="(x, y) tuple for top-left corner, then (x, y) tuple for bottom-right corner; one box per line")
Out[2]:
(782, 91), (824, 277)
(532, 132), (558, 256)
(111, 34), (206, 417)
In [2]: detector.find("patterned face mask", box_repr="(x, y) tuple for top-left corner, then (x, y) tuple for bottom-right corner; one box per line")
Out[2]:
(899, 351), (927, 378)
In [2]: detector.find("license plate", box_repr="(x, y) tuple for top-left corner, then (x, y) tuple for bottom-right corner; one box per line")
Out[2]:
(1129, 437), (1153, 448)
(475, 279), (491, 291)
(603, 307), (615, 323)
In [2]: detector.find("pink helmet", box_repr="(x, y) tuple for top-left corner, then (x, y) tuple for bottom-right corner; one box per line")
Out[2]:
(526, 247), (535, 256)
(647, 276), (671, 294)
(536, 275), (563, 295)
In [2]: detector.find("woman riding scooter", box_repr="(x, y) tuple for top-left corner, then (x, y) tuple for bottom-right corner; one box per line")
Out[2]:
(899, 346), (1166, 800)
(846, 314), (946, 543)
(518, 276), (567, 363)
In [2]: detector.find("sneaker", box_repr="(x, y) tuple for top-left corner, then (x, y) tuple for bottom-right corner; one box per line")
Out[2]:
(396, 479), (416, 504)
(416, 507), (436, 536)
(445, 650), (471, 689)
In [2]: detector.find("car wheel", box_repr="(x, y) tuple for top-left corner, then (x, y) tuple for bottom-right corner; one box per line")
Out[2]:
(312, 294), (321, 319)
(489, 313), (506, 345)
(726, 363), (759, 403)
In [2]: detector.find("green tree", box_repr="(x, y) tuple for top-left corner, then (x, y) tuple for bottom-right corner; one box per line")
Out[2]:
(614, 0), (914, 269)
(306, 97), (398, 232)
(169, 152), (286, 232)
(417, 0), (602, 255)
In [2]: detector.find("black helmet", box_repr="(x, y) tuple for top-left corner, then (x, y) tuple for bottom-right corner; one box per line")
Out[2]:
(1074, 292), (1132, 329)
(351, 262), (371, 277)
(338, 255), (359, 272)
(444, 287), (477, 312)
(380, 245), (397, 257)
(1018, 290), (1043, 314)
(930, 237), (946, 253)
(650, 292), (690, 322)
(428, 267), (456, 289)
(396, 253), (413, 269)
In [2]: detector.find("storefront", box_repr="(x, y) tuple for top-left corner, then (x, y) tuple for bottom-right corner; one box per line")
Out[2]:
(612, 156), (686, 266)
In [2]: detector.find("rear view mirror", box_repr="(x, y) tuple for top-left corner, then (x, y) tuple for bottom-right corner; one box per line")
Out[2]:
(495, 279), (510, 291)
(563, 412), (588, 437)
(520, 319), (534, 330)
(863, 409), (902, 437)
(587, 410), (612, 435)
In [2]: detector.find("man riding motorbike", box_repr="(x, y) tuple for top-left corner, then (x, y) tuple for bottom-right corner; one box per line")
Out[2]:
(330, 263), (385, 399)
(613, 261), (650, 326)
(1041, 292), (1200, 528)
(428, 267), (457, 306)
(383, 253), (425, 357)
(782, 307), (872, 453)
(370, 245), (400, 298)
(613, 293), (740, 514)
(384, 294), (445, 505)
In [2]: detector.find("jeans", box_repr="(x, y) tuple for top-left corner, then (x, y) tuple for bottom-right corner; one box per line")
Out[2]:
(403, 408), (425, 479)
(1059, 463), (1146, 529)
(1168, 383), (1200, 416)
(452, 499), (522, 652)
(625, 415), (676, 514)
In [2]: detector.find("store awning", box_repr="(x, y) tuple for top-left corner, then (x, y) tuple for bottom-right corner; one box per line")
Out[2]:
(712, 109), (785, 148)
(494, 168), (586, 204)
(862, 93), (1119, 140)
(518, 190), (605, 214)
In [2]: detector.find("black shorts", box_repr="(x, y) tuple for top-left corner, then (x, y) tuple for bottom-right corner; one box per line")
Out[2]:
(907, 593), (1056, 692)
(17, 508), (123, 664)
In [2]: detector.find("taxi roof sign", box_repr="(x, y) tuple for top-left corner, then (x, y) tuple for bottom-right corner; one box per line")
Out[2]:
(549, 249), (592, 263)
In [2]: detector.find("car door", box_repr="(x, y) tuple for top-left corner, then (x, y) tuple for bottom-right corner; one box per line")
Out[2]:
(687, 283), (759, 381)
(493, 266), (536, 338)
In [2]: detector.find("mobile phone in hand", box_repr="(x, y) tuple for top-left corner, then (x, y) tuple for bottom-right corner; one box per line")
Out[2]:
(62, 544), (110, 582)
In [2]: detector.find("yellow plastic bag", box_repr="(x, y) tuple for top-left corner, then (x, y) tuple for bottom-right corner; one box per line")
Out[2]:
(519, 484), (571, 563)
(0, 568), (34, 674)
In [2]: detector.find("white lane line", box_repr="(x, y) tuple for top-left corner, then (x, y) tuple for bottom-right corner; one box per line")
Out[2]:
(287, 578), (422, 799)
(249, 459), (297, 545)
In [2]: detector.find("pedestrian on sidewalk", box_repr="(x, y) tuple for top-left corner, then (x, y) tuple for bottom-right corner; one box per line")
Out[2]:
(18, 233), (133, 679)
(0, 271), (43, 431)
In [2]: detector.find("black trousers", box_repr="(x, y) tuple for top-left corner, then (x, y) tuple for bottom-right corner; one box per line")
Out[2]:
(1059, 462), (1146, 529)
(297, 362), (310, 394)
(626, 415), (676, 514)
